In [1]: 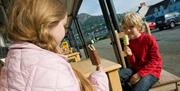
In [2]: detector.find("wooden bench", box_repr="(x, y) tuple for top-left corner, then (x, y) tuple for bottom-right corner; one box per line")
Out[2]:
(61, 48), (73, 55)
(114, 31), (180, 91)
(66, 52), (81, 62)
(149, 70), (180, 91)
(60, 47), (81, 62)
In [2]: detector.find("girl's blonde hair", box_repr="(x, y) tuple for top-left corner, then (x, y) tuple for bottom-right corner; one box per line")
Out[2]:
(121, 12), (145, 33)
(7, 0), (94, 90)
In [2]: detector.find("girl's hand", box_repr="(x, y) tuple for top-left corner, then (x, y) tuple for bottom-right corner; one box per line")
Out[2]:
(96, 65), (103, 71)
(124, 46), (132, 56)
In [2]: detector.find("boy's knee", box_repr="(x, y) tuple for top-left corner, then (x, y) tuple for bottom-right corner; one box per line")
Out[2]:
(133, 75), (158, 91)
(118, 68), (133, 81)
(143, 75), (158, 84)
(119, 68), (133, 74)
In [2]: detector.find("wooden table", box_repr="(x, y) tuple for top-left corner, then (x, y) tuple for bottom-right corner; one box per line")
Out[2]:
(71, 58), (122, 91)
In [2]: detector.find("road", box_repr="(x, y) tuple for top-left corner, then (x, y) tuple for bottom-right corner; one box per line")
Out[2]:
(152, 26), (180, 76)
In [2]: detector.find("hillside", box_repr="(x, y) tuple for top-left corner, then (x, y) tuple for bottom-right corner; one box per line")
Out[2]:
(76, 13), (124, 34)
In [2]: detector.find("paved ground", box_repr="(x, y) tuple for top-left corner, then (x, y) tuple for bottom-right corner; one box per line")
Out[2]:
(152, 26), (180, 77)
(80, 26), (180, 77)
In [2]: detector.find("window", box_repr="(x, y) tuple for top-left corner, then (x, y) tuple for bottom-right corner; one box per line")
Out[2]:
(154, 7), (158, 13)
(71, 0), (117, 61)
(160, 6), (164, 10)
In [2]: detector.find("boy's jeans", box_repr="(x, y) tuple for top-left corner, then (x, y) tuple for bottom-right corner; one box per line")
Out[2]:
(119, 68), (158, 91)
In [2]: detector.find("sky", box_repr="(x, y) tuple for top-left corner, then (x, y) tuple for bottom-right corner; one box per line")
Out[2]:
(78, 0), (163, 16)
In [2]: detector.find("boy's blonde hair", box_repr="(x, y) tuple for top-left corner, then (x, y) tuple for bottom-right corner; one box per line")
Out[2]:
(121, 12), (144, 33)
(7, 0), (94, 90)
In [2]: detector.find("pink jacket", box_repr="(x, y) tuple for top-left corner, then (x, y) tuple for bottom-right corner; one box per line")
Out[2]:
(0, 42), (109, 91)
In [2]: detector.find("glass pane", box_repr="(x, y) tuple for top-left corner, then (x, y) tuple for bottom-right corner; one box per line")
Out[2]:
(70, 0), (117, 62)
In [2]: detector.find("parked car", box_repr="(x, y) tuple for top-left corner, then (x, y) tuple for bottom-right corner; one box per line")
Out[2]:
(148, 22), (156, 30)
(155, 11), (180, 30)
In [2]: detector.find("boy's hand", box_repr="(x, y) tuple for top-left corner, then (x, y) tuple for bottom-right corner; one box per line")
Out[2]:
(124, 46), (132, 56)
(129, 73), (141, 85)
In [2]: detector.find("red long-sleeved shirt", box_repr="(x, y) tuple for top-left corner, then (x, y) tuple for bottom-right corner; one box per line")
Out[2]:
(128, 33), (162, 79)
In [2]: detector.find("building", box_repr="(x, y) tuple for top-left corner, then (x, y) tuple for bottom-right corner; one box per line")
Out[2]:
(137, 2), (149, 18)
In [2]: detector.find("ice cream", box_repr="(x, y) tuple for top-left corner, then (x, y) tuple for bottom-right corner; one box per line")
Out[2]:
(123, 35), (129, 46)
(88, 44), (101, 66)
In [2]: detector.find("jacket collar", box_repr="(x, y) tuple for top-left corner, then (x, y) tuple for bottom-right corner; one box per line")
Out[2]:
(9, 42), (68, 59)
(10, 42), (43, 50)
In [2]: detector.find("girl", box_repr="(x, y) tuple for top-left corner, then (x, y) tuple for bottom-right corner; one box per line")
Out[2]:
(0, 0), (109, 91)
(119, 12), (162, 91)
